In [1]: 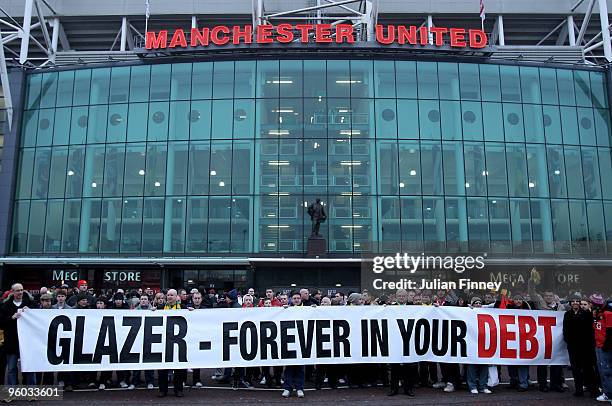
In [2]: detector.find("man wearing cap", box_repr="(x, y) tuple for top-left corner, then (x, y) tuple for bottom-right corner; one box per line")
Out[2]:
(67, 280), (95, 307)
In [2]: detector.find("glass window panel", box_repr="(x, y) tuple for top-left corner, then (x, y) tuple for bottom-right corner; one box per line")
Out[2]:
(106, 104), (128, 143)
(233, 99), (255, 139)
(509, 198), (532, 252)
(16, 149), (34, 199)
(147, 102), (169, 141)
(543, 105), (562, 144)
(461, 101), (483, 141)
(482, 102), (504, 141)
(120, 198), (143, 253)
(211, 100), (233, 139)
(304, 139), (327, 194)
(421, 141), (443, 195)
(546, 145), (567, 198)
(303, 60), (326, 98)
(396, 99), (419, 138)
(328, 195), (352, 252)
(526, 144), (549, 197)
(61, 199), (81, 252)
(279, 98), (302, 138)
(56, 71), (74, 107)
(520, 67), (541, 104)
(606, 202), (612, 253)
(500, 66), (521, 102)
(165, 197), (186, 253)
(352, 139), (374, 194)
(417, 62), (438, 99)
(36, 108), (54, 146)
(231, 197), (252, 253)
(22, 110), (38, 147)
(569, 200), (588, 252)
(395, 61), (417, 98)
(464, 142), (486, 196)
(142, 198), (164, 252)
(524, 104), (544, 143)
(109, 66), (130, 103)
(590, 71), (608, 108)
(190, 100), (211, 140)
(123, 143), (146, 196)
(379, 196), (401, 244)
(532, 199), (554, 253)
(459, 63), (480, 100)
(209, 141), (232, 194)
(82, 145), (105, 198)
(79, 198), (101, 253)
(89, 68), (110, 104)
(375, 99), (397, 138)
(256, 98), (279, 138)
(350, 60), (374, 98)
(129, 65), (150, 102)
(256, 60), (279, 98)
(557, 69), (576, 106)
(126, 103), (148, 142)
(188, 141), (210, 195)
(48, 147), (68, 199)
(377, 141), (399, 194)
(445, 197), (468, 251)
(234, 61), (257, 99)
(560, 106), (579, 144)
(327, 60), (350, 98)
(73, 69), (91, 106)
(233, 140), (254, 194)
(443, 141), (466, 196)
(353, 195), (375, 251)
(506, 144), (529, 197)
(40, 72), (58, 108)
(374, 60), (395, 98)
(485, 143), (507, 196)
(440, 100), (462, 140)
(438, 63), (460, 100)
(578, 107), (596, 145)
(26, 200), (46, 252)
(598, 148), (612, 199)
(11, 201), (29, 252)
(103, 144), (125, 197)
(503, 103), (524, 142)
(587, 200), (606, 253)
(582, 147), (602, 199)
(279, 138), (302, 194)
(564, 146), (585, 198)
(328, 139), (351, 194)
(489, 198), (511, 253)
(423, 197), (445, 250)
(351, 99), (374, 138)
(144, 143), (167, 196)
(467, 197), (489, 251)
(327, 98), (350, 139)
(400, 196), (423, 251)
(31, 148), (51, 199)
(166, 142), (188, 196)
(304, 98), (327, 138)
(86, 105), (108, 143)
(65, 146), (85, 198)
(540, 68), (559, 105)
(100, 198), (122, 252)
(574, 70), (593, 107)
(167, 101), (190, 140)
(44, 200), (63, 253)
(595, 109), (611, 147)
(256, 195), (277, 253)
(279, 60), (302, 98)
(25, 74), (42, 110)
(170, 63), (192, 100)
(186, 196), (208, 252)
(150, 64), (171, 101)
(418, 100), (441, 139)
(192, 62), (213, 99)
(480, 64), (501, 102)
(208, 196), (231, 252)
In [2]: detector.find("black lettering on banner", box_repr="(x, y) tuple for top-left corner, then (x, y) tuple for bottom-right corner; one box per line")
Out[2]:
(73, 316), (94, 364)
(92, 316), (118, 364)
(120, 317), (141, 363)
(165, 316), (187, 362)
(296, 320), (315, 359)
(222, 322), (238, 361)
(361, 319), (368, 356)
(415, 319), (430, 356)
(450, 320), (467, 357)
(431, 319), (449, 356)
(47, 316), (71, 365)
(259, 321), (278, 360)
(370, 319), (389, 357)
(240, 321), (258, 361)
(397, 319), (415, 356)
(280, 321), (297, 359)
(333, 320), (350, 357)
(315, 320), (331, 358)
(143, 317), (163, 362)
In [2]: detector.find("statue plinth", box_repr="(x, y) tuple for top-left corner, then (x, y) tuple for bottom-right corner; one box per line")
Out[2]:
(307, 236), (326, 256)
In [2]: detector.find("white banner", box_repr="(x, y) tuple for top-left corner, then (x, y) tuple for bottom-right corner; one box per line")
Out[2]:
(18, 306), (569, 372)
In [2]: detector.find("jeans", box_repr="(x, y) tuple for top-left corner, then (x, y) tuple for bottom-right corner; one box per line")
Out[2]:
(6, 354), (36, 385)
(283, 365), (305, 391)
(466, 364), (488, 391)
(508, 365), (529, 389)
(132, 370), (154, 386)
(596, 348), (612, 397)
(537, 365), (563, 389)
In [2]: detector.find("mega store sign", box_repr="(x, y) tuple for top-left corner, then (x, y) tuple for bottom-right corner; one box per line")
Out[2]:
(145, 24), (488, 50)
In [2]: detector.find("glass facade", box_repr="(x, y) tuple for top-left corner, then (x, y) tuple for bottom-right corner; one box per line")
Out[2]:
(11, 59), (612, 256)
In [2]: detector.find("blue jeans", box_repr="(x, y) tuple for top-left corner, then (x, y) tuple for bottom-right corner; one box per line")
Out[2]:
(6, 354), (36, 385)
(283, 366), (304, 391)
(466, 364), (488, 391)
(596, 348), (612, 397)
(508, 365), (529, 389)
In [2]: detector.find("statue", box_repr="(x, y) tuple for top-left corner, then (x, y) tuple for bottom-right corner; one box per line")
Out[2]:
(307, 198), (327, 238)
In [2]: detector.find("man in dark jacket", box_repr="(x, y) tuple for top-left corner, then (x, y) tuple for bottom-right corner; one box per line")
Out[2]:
(66, 280), (95, 307)
(1, 283), (36, 386)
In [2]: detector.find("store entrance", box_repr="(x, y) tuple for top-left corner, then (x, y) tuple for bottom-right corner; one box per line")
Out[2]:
(167, 269), (251, 293)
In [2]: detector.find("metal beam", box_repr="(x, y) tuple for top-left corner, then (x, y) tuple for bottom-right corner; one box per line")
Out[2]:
(0, 29), (12, 131)
(57, 20), (70, 50)
(50, 17), (58, 62)
(576, 0), (596, 45)
(597, 0), (612, 61)
(536, 19), (565, 46)
(19, 0), (34, 64)
(33, 0), (51, 50)
(497, 15), (505, 46)
(265, 0), (361, 18)
(322, 0), (363, 16)
(120, 16), (127, 51)
(568, 15), (577, 45)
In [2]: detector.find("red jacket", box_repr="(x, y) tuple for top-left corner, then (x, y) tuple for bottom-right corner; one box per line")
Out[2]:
(258, 297), (282, 307)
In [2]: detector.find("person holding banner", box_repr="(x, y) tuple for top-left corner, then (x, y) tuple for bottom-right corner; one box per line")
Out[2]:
(507, 295), (531, 392)
(282, 292), (306, 398)
(466, 297), (492, 394)
(594, 298), (612, 402)
(388, 289), (417, 397)
(157, 289), (186, 398)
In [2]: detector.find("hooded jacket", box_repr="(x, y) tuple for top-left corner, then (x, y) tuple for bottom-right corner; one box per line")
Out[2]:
(1, 293), (34, 353)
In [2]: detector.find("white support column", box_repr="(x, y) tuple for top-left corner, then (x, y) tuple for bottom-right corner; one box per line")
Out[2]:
(427, 15), (433, 45)
(50, 17), (59, 62)
(568, 15), (577, 45)
(191, 16), (197, 29)
(33, 0), (51, 50)
(0, 29), (13, 131)
(598, 0), (612, 61)
(20, 0), (34, 64)
(577, 0), (596, 44)
(120, 16), (128, 51)
(497, 15), (505, 46)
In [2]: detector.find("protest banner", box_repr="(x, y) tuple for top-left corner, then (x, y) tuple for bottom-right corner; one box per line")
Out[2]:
(18, 306), (569, 372)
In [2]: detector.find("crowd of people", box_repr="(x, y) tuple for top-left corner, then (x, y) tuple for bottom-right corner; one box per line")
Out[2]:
(0, 277), (610, 402)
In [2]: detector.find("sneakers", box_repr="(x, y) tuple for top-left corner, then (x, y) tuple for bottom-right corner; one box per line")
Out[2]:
(119, 381), (128, 389)
(98, 384), (105, 390)
(297, 390), (305, 398)
(87, 382), (96, 389)
(432, 381), (446, 389)
(127, 384), (135, 390)
(481, 388), (492, 394)
(281, 389), (290, 398)
(260, 377), (267, 385)
(147, 384), (154, 390)
(470, 389), (478, 394)
(596, 394), (610, 402)
(194, 382), (203, 388)
(443, 383), (455, 393)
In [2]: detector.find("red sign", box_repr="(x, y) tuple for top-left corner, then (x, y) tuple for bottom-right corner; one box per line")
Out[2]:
(145, 24), (487, 50)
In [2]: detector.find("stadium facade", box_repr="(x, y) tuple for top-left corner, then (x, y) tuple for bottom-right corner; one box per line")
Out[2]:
(0, 0), (612, 294)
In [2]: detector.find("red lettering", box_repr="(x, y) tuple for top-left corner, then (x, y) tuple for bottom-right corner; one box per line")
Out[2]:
(518, 316), (538, 359)
(477, 314), (497, 358)
(211, 26), (230, 45)
(336, 24), (354, 43)
(449, 28), (467, 47)
(419, 26), (429, 45)
(256, 25), (274, 43)
(538, 316), (556, 359)
(469, 29), (488, 48)
(375, 25), (395, 45)
(397, 25), (417, 45)
(146, 30), (168, 49)
(499, 315), (517, 358)
(316, 24), (333, 43)
(276, 23), (294, 43)
(295, 24), (314, 43)
(169, 29), (187, 48)
(429, 27), (448, 46)
(232, 25), (252, 44)
(190, 28), (209, 47)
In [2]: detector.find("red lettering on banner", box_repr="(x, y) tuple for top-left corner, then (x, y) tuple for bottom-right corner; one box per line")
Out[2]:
(518, 316), (538, 359)
(211, 26), (230, 45)
(146, 30), (168, 49)
(469, 29), (488, 48)
(419, 26), (429, 45)
(538, 316), (556, 359)
(449, 28), (467, 47)
(397, 25), (417, 45)
(276, 24), (294, 43)
(316, 24), (333, 43)
(256, 25), (274, 43)
(477, 314), (497, 358)
(295, 24), (314, 43)
(233, 25), (253, 44)
(190, 28), (209, 47)
(429, 27), (448, 46)
(336, 24), (355, 43)
(169, 29), (187, 48)
(499, 315), (517, 358)
(375, 25), (395, 45)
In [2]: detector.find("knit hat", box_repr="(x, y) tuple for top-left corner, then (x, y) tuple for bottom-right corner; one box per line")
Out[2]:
(76, 292), (88, 302)
(40, 293), (53, 300)
(589, 293), (604, 305)
(513, 294), (524, 301)
(227, 289), (238, 301)
(77, 280), (87, 288)
(114, 292), (124, 301)
(347, 292), (362, 305)
(470, 296), (483, 305)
